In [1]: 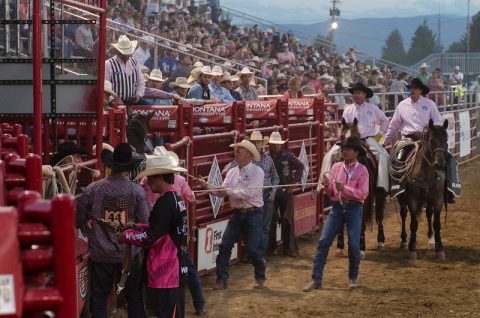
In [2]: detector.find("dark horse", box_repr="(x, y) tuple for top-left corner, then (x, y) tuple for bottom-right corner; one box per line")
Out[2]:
(397, 119), (449, 260)
(335, 117), (387, 259)
(126, 107), (155, 155)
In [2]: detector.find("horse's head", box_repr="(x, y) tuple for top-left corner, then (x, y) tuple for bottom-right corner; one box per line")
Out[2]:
(425, 119), (448, 170)
(340, 117), (361, 144)
(126, 110), (155, 154)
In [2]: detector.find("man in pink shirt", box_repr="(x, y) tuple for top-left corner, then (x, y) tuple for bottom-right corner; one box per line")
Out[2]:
(384, 78), (459, 203)
(206, 140), (266, 290)
(304, 137), (369, 292)
(277, 43), (297, 66)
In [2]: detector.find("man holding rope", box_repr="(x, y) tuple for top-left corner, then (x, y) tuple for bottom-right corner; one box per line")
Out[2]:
(384, 78), (460, 202)
(206, 139), (267, 290)
(304, 137), (369, 291)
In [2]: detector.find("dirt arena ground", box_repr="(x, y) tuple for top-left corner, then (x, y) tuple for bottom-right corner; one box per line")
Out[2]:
(191, 159), (480, 317)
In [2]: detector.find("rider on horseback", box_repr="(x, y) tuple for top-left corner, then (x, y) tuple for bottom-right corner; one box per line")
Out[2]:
(319, 82), (390, 193)
(384, 78), (460, 203)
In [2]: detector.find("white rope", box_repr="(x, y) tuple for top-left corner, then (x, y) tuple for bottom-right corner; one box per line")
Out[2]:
(192, 182), (320, 193)
(389, 141), (421, 183)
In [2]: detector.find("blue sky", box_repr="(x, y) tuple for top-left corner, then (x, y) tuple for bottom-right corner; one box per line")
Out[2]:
(221, 0), (480, 23)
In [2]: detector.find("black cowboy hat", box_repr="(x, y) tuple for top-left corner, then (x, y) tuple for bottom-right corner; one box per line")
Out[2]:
(101, 143), (140, 172)
(348, 82), (373, 98)
(50, 141), (87, 166)
(410, 77), (429, 96)
(341, 137), (365, 155)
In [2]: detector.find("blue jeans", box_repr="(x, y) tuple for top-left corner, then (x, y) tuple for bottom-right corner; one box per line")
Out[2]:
(216, 209), (265, 282)
(185, 251), (205, 311)
(311, 202), (362, 282)
(262, 191), (274, 256)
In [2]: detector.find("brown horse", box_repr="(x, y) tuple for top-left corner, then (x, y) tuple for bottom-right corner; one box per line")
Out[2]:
(335, 117), (387, 259)
(397, 119), (449, 260)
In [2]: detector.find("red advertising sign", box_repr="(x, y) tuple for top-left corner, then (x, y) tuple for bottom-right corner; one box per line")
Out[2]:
(192, 104), (233, 125)
(130, 105), (179, 131)
(288, 98), (315, 116)
(245, 100), (277, 120)
(293, 192), (318, 236)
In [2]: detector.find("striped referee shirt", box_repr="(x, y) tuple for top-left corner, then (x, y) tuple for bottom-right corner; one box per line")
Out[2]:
(105, 55), (145, 102)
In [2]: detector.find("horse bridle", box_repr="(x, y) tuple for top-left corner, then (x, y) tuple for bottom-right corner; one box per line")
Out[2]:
(421, 131), (446, 167)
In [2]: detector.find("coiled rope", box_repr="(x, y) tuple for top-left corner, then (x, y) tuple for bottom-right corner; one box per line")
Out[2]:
(388, 141), (421, 183)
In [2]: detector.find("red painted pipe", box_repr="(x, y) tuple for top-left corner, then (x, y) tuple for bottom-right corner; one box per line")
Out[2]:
(26, 154), (42, 193)
(96, 0), (107, 170)
(23, 288), (63, 312)
(51, 195), (77, 317)
(32, 0), (42, 155)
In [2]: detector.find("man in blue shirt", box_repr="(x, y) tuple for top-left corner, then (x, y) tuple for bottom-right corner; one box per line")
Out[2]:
(208, 65), (235, 104)
(187, 66), (213, 100)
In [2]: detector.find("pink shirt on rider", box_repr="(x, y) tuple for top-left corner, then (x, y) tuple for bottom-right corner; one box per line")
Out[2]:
(384, 96), (444, 145)
(326, 160), (369, 204)
(343, 102), (389, 138)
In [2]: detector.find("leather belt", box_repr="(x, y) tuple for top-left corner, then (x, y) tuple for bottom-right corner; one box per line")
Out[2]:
(236, 207), (260, 214)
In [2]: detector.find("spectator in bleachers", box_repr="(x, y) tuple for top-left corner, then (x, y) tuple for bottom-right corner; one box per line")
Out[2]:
(235, 67), (258, 100)
(133, 35), (154, 66)
(114, 8), (135, 34)
(221, 72), (242, 101)
(187, 66), (213, 100)
(208, 65), (236, 103)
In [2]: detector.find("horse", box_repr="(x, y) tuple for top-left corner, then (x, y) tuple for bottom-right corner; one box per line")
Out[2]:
(397, 119), (449, 260)
(125, 107), (155, 155)
(334, 117), (387, 259)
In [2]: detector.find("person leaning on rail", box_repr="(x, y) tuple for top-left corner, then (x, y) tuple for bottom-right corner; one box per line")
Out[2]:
(384, 78), (461, 203)
(201, 139), (267, 290)
(304, 137), (369, 292)
(105, 35), (145, 105)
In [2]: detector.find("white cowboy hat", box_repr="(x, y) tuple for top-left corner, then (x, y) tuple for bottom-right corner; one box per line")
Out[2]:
(178, 45), (189, 52)
(193, 61), (204, 68)
(248, 130), (269, 144)
(318, 60), (327, 66)
(211, 65), (223, 76)
(169, 77), (192, 89)
(92, 142), (114, 156)
(277, 73), (286, 80)
(251, 56), (260, 63)
(222, 61), (233, 68)
(268, 131), (287, 144)
(229, 140), (261, 161)
(151, 146), (180, 166)
(199, 66), (213, 76)
(140, 64), (150, 73)
(420, 62), (429, 68)
(112, 35), (138, 55)
(454, 66), (460, 70)
(135, 154), (186, 181)
(147, 69), (166, 82)
(238, 67), (254, 76)
(104, 80), (118, 98)
(221, 72), (239, 82)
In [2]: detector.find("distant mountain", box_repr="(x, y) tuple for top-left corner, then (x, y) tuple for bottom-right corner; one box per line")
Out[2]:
(281, 15), (466, 64)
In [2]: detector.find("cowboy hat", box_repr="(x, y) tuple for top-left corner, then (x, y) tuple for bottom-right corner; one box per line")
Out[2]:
(112, 35), (138, 55)
(193, 61), (204, 68)
(229, 139), (261, 161)
(50, 141), (88, 166)
(104, 80), (118, 98)
(222, 60), (233, 68)
(135, 155), (187, 180)
(341, 137), (365, 155)
(147, 69), (166, 82)
(249, 130), (269, 145)
(420, 62), (429, 68)
(238, 67), (254, 76)
(188, 66), (203, 83)
(169, 77), (192, 89)
(221, 72), (239, 82)
(92, 143), (114, 156)
(268, 131), (287, 145)
(276, 73), (287, 80)
(410, 78), (429, 95)
(211, 65), (223, 76)
(348, 82), (374, 98)
(150, 146), (180, 166)
(101, 143), (140, 172)
(140, 64), (150, 73)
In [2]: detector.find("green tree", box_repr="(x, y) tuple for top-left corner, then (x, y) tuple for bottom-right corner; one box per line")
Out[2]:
(382, 29), (407, 65)
(447, 11), (480, 53)
(407, 21), (442, 65)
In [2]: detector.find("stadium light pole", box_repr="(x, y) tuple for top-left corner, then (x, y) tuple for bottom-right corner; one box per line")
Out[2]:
(329, 0), (340, 45)
(466, 0), (471, 75)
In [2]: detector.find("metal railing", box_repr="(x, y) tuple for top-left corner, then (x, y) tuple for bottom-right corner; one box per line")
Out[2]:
(411, 53), (480, 76)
